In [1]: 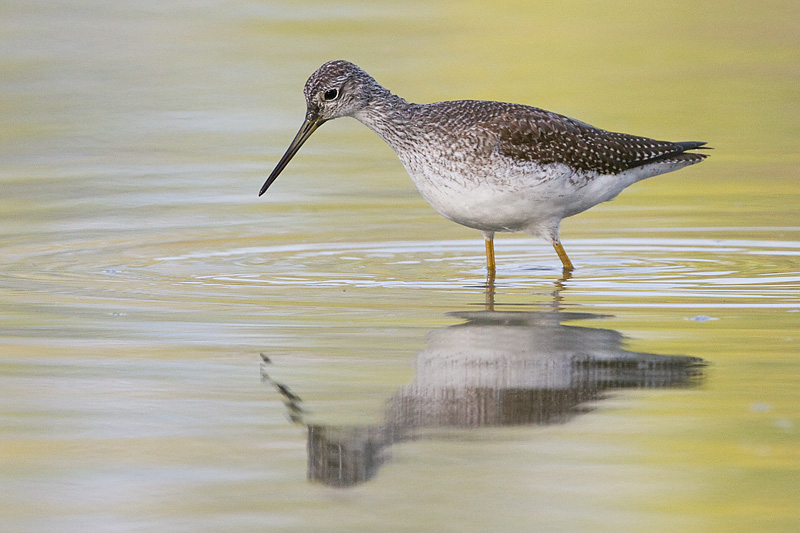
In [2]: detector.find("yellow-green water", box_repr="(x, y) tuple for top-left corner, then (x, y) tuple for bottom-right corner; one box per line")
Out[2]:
(1, 1), (799, 531)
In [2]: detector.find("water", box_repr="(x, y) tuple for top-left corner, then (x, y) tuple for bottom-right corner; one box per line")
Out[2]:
(2, 1), (799, 531)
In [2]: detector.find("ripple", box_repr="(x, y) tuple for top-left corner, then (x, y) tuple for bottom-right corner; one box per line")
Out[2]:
(4, 236), (800, 309)
(155, 237), (800, 306)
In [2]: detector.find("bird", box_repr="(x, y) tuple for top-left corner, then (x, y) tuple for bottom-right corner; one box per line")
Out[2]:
(259, 60), (709, 276)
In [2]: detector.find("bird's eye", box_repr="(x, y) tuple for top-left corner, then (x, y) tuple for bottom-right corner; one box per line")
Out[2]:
(323, 88), (339, 101)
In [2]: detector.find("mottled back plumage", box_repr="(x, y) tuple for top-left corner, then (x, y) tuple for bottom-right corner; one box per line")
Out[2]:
(486, 103), (707, 174)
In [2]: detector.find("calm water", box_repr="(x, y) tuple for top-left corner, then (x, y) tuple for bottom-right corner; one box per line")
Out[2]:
(2, 1), (799, 532)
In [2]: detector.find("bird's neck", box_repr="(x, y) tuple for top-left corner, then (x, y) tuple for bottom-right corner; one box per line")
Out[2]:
(353, 88), (419, 151)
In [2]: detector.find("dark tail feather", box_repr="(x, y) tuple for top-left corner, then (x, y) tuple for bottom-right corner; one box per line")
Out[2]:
(674, 141), (711, 151)
(634, 141), (711, 167)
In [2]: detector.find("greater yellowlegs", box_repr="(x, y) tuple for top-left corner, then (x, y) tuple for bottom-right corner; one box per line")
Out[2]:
(260, 60), (709, 275)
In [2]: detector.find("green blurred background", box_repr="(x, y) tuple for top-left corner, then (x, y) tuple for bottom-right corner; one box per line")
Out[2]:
(1, 1), (798, 532)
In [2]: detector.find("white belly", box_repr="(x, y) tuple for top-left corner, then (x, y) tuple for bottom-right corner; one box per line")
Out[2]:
(399, 153), (637, 237)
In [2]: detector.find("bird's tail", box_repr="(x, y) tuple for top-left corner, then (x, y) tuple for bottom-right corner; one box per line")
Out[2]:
(641, 141), (711, 167)
(674, 141), (711, 152)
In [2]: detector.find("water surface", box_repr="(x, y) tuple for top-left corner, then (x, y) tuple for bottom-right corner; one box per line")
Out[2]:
(1, 1), (799, 532)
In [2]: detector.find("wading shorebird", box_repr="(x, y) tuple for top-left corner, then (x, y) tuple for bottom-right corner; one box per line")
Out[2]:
(260, 60), (709, 276)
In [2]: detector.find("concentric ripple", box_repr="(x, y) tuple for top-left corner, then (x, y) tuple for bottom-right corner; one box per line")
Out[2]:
(146, 237), (800, 307)
(3, 235), (798, 309)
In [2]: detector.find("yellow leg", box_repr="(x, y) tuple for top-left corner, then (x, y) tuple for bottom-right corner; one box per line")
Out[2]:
(484, 235), (496, 277)
(553, 239), (574, 272)
(485, 276), (495, 311)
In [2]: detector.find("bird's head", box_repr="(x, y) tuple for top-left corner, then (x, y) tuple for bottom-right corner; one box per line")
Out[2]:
(259, 60), (378, 196)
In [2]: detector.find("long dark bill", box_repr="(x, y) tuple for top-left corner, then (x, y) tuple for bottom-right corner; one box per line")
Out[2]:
(259, 113), (325, 196)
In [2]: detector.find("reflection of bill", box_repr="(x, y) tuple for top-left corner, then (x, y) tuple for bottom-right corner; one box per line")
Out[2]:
(263, 311), (705, 487)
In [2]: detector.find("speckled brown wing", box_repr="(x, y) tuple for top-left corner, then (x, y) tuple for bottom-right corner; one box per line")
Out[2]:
(489, 104), (707, 174)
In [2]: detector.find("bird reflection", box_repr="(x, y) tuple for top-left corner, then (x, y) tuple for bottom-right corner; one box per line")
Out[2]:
(262, 290), (704, 487)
